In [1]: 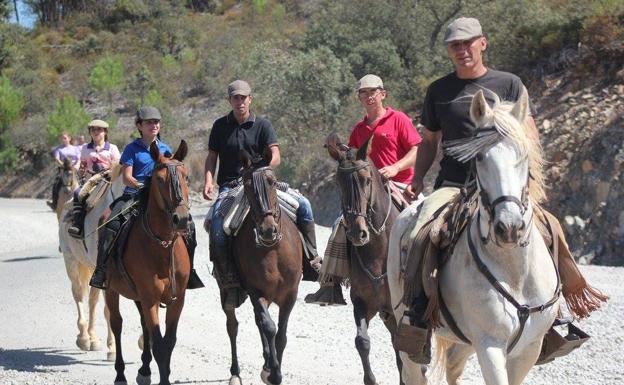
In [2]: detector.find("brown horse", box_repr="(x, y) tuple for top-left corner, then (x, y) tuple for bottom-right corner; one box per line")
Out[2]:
(55, 158), (80, 221)
(104, 140), (191, 385)
(326, 133), (404, 385)
(223, 149), (302, 385)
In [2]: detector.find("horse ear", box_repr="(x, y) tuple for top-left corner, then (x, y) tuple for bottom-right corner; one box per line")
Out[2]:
(263, 146), (273, 165)
(510, 86), (529, 124)
(239, 150), (252, 169)
(356, 137), (371, 161)
(149, 141), (160, 161)
(326, 132), (345, 161)
(470, 90), (493, 126)
(173, 140), (188, 162)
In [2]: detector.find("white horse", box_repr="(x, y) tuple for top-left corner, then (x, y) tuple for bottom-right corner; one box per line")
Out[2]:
(388, 88), (560, 385)
(59, 165), (125, 360)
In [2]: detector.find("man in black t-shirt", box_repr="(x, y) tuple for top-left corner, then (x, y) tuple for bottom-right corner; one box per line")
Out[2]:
(203, 80), (322, 310)
(401, 17), (607, 343)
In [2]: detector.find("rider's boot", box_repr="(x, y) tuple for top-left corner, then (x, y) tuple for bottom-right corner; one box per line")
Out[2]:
(185, 221), (205, 289)
(89, 227), (116, 289)
(299, 220), (322, 281)
(304, 277), (347, 306)
(68, 200), (87, 239)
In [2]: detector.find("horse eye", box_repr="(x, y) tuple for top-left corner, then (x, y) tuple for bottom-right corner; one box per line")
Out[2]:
(476, 153), (484, 162)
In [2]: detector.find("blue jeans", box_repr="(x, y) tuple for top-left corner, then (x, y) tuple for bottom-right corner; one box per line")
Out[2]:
(290, 189), (314, 226)
(210, 185), (231, 253)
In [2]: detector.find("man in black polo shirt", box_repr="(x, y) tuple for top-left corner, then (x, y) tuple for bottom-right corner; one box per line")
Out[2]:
(203, 80), (322, 310)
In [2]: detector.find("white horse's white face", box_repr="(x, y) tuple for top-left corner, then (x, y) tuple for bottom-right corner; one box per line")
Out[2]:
(470, 89), (531, 247)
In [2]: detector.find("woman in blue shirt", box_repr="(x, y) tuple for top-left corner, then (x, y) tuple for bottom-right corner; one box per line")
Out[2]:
(89, 107), (204, 290)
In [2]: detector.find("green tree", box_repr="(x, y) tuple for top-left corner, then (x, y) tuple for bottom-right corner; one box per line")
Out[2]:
(47, 95), (90, 144)
(0, 75), (23, 132)
(88, 56), (124, 116)
(0, 75), (23, 171)
(0, 0), (10, 21)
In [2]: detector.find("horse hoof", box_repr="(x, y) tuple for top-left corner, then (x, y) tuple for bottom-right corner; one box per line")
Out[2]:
(136, 373), (151, 385)
(107, 351), (116, 362)
(229, 375), (242, 385)
(260, 369), (270, 384)
(90, 340), (102, 351)
(76, 337), (90, 351)
(113, 381), (128, 385)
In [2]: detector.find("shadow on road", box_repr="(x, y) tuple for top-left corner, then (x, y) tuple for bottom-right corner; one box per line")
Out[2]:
(0, 347), (108, 372)
(3, 255), (58, 263)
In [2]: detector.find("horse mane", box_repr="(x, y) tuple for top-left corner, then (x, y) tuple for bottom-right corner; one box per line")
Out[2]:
(444, 95), (546, 204)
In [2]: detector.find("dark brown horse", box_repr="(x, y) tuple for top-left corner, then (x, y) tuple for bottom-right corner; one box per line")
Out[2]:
(55, 157), (80, 221)
(104, 140), (191, 385)
(326, 133), (404, 385)
(223, 149), (302, 385)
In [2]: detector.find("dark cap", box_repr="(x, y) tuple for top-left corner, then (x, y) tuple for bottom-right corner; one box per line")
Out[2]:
(227, 80), (252, 97)
(136, 106), (162, 121)
(444, 17), (483, 42)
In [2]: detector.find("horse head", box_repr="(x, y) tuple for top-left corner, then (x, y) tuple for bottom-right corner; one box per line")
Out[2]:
(149, 140), (190, 232)
(327, 133), (384, 246)
(240, 148), (281, 246)
(60, 157), (79, 191)
(448, 88), (540, 248)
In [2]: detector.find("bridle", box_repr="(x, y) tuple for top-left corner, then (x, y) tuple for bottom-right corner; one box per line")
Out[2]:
(337, 160), (391, 236)
(140, 159), (190, 303)
(142, 160), (190, 248)
(245, 166), (282, 247)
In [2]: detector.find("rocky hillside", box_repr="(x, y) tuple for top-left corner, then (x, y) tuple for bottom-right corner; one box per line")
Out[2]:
(533, 40), (624, 266)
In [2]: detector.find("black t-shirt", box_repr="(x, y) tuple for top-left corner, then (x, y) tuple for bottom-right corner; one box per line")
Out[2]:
(208, 112), (278, 186)
(421, 69), (535, 187)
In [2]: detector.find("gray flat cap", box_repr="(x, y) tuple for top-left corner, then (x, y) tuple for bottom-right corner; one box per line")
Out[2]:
(228, 80), (252, 97)
(136, 106), (162, 121)
(444, 17), (483, 42)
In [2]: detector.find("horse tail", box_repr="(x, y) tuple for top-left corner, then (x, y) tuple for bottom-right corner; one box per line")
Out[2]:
(428, 336), (451, 384)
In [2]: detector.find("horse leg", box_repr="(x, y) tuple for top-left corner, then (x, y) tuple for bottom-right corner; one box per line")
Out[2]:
(474, 344), (509, 385)
(105, 289), (127, 385)
(153, 297), (185, 385)
(352, 296), (377, 385)
(380, 311), (407, 385)
(134, 301), (153, 385)
(87, 275), (102, 351)
(224, 308), (243, 385)
(64, 257), (90, 351)
(445, 342), (474, 385)
(251, 295), (280, 385)
(103, 301), (116, 361)
(275, 295), (296, 369)
(506, 340), (542, 385)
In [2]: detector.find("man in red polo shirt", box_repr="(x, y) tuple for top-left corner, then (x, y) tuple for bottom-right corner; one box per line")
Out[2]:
(305, 74), (421, 306)
(348, 74), (421, 185)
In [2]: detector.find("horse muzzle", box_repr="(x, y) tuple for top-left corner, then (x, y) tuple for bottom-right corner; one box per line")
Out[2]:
(493, 218), (525, 247)
(346, 217), (370, 246)
(172, 211), (190, 231)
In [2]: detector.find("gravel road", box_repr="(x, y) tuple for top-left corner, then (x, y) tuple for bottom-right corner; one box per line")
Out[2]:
(0, 198), (621, 385)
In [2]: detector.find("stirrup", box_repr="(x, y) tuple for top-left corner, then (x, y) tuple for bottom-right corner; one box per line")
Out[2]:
(393, 321), (431, 364)
(535, 319), (590, 365)
(304, 284), (347, 306)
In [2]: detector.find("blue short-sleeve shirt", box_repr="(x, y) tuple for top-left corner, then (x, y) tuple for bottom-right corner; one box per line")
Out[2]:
(120, 138), (172, 194)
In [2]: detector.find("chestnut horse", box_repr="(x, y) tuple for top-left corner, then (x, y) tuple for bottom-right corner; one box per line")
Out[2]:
(104, 140), (192, 385)
(223, 149), (302, 385)
(326, 133), (404, 385)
